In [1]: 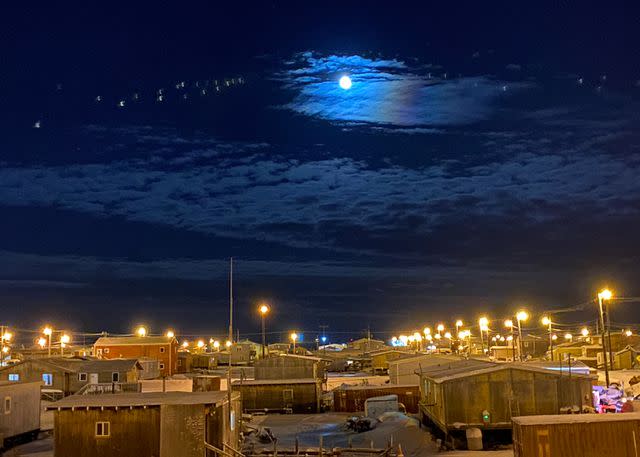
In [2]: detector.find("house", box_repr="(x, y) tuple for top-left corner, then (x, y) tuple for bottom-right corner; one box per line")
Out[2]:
(615, 344), (640, 370)
(347, 338), (387, 353)
(94, 336), (178, 376)
(370, 349), (415, 374)
(47, 391), (241, 457)
(0, 357), (145, 397)
(0, 381), (41, 449)
(333, 384), (420, 413)
(267, 343), (291, 356)
(232, 378), (322, 413)
(387, 354), (460, 385)
(254, 354), (328, 381)
(418, 360), (593, 441)
(212, 342), (255, 366)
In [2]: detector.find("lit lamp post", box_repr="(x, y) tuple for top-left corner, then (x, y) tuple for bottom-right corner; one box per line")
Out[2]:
(290, 332), (298, 354)
(455, 320), (463, 335)
(504, 320), (514, 361)
(166, 330), (175, 339)
(213, 340), (220, 351)
(43, 326), (53, 357)
(516, 311), (529, 362)
(479, 317), (489, 354)
(444, 332), (452, 349)
(60, 333), (70, 356)
(136, 326), (147, 337)
(259, 304), (269, 358)
(541, 316), (553, 361)
(598, 288), (612, 386)
(581, 328), (590, 339)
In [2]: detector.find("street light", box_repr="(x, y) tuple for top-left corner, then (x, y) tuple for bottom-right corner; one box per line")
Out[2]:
(259, 304), (270, 358)
(625, 329), (633, 337)
(166, 330), (175, 339)
(197, 340), (205, 351)
(515, 311), (529, 361)
(479, 317), (489, 354)
(504, 319), (515, 361)
(437, 324), (445, 334)
(182, 340), (189, 348)
(37, 337), (47, 349)
(597, 288), (613, 386)
(136, 326), (147, 337)
(43, 326), (53, 357)
(290, 332), (298, 353)
(60, 334), (70, 355)
(423, 327), (431, 336)
(541, 316), (554, 361)
(581, 328), (589, 338)
(213, 340), (220, 351)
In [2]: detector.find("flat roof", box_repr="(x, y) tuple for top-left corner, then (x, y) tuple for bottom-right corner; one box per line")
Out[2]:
(232, 378), (319, 386)
(513, 413), (640, 426)
(47, 391), (232, 409)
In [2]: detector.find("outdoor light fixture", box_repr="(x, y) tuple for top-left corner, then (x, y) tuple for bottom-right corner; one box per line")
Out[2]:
(166, 330), (175, 338)
(625, 330), (633, 337)
(37, 337), (46, 348)
(182, 341), (189, 348)
(423, 327), (431, 335)
(213, 340), (220, 349)
(136, 326), (147, 337)
(225, 340), (232, 348)
(598, 289), (613, 301)
(504, 319), (513, 328)
(437, 324), (445, 333)
(197, 340), (205, 349)
(564, 333), (573, 340)
(581, 328), (589, 337)
(541, 316), (551, 326)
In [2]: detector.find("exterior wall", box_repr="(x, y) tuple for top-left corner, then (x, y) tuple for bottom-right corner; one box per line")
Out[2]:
(333, 385), (420, 413)
(53, 407), (160, 457)
(513, 417), (640, 457)
(0, 381), (40, 441)
(160, 404), (205, 457)
(95, 343), (177, 376)
(371, 352), (410, 373)
(254, 357), (322, 380)
(234, 382), (320, 413)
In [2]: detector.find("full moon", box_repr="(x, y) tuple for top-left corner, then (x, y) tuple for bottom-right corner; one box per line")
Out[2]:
(339, 75), (352, 90)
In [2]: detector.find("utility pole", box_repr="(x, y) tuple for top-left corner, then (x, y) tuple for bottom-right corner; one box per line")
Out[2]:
(598, 293), (610, 387)
(228, 257), (233, 345)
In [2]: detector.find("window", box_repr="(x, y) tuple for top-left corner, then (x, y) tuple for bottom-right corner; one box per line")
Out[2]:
(8, 374), (19, 382)
(159, 347), (165, 353)
(104, 348), (110, 354)
(95, 421), (110, 437)
(159, 363), (165, 370)
(78, 373), (88, 382)
(111, 372), (119, 382)
(42, 373), (53, 386)
(4, 397), (11, 414)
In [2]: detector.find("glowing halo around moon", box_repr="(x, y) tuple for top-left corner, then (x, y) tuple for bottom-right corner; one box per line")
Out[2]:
(339, 75), (352, 90)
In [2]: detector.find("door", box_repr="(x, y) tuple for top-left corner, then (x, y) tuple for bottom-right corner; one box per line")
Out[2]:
(89, 373), (99, 384)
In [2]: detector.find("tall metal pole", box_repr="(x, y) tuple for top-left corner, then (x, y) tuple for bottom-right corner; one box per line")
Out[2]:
(517, 318), (523, 361)
(48, 333), (51, 357)
(598, 296), (610, 387)
(605, 304), (614, 371)
(261, 313), (266, 358)
(548, 322), (554, 361)
(228, 257), (233, 345)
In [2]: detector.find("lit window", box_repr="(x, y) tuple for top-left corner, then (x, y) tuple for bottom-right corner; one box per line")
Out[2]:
(78, 373), (87, 382)
(42, 374), (53, 386)
(8, 374), (19, 382)
(4, 396), (11, 414)
(95, 421), (110, 437)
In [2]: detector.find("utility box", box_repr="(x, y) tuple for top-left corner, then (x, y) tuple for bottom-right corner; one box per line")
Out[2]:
(364, 394), (398, 418)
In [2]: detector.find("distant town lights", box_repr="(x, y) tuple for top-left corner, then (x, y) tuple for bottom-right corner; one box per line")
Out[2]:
(541, 316), (551, 326)
(37, 337), (47, 348)
(437, 324), (445, 333)
(626, 330), (633, 337)
(196, 340), (205, 349)
(504, 319), (514, 328)
(43, 326), (53, 336)
(225, 340), (232, 348)
(516, 311), (529, 322)
(60, 334), (71, 344)
(581, 328), (589, 337)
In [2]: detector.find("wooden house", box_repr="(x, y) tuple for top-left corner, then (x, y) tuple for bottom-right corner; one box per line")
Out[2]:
(94, 336), (178, 376)
(48, 391), (241, 457)
(388, 354), (460, 385)
(347, 338), (387, 353)
(254, 354), (328, 381)
(370, 349), (415, 374)
(513, 413), (640, 457)
(232, 378), (322, 413)
(0, 357), (144, 397)
(418, 360), (593, 438)
(333, 384), (420, 413)
(0, 381), (41, 449)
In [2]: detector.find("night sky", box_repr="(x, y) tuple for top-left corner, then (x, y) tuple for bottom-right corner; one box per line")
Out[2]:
(2, 3), (640, 341)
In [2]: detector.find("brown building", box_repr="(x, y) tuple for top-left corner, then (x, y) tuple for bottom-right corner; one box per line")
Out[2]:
(47, 391), (241, 457)
(388, 354), (461, 385)
(0, 381), (41, 448)
(513, 413), (640, 457)
(370, 349), (416, 374)
(0, 357), (146, 397)
(94, 336), (178, 376)
(232, 378), (322, 413)
(418, 360), (593, 438)
(254, 354), (328, 381)
(333, 384), (421, 413)
(347, 338), (387, 353)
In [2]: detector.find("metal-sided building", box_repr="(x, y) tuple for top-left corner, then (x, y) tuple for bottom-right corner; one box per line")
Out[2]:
(254, 354), (328, 381)
(418, 361), (594, 436)
(94, 336), (178, 376)
(370, 350), (416, 374)
(512, 413), (640, 457)
(0, 381), (41, 449)
(47, 391), (241, 457)
(232, 378), (322, 413)
(333, 384), (420, 413)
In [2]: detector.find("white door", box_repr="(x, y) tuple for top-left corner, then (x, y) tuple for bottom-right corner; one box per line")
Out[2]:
(89, 373), (99, 384)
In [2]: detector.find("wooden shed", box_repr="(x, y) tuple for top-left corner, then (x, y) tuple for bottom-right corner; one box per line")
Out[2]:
(0, 381), (41, 449)
(232, 378), (321, 413)
(387, 354), (461, 385)
(512, 413), (640, 457)
(333, 384), (420, 413)
(418, 361), (594, 435)
(370, 350), (415, 374)
(48, 391), (241, 457)
(254, 354), (328, 381)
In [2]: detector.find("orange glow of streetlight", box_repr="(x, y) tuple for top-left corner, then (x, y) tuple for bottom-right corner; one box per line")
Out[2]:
(136, 326), (147, 337)
(259, 304), (270, 315)
(598, 289), (613, 301)
(60, 334), (71, 344)
(625, 329), (633, 337)
(43, 326), (52, 336)
(504, 319), (513, 328)
(516, 311), (529, 322)
(581, 328), (589, 337)
(225, 340), (232, 348)
(196, 340), (205, 349)
(541, 316), (551, 326)
(437, 324), (445, 333)
(37, 337), (47, 348)
(166, 330), (175, 338)
(182, 340), (189, 348)
(564, 333), (573, 340)
(423, 327), (431, 335)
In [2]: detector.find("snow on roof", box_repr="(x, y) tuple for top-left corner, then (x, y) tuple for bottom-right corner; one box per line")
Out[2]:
(47, 391), (231, 409)
(513, 413), (640, 426)
(94, 336), (175, 346)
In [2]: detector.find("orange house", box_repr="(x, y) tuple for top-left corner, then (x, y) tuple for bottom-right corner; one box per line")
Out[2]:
(93, 336), (178, 376)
